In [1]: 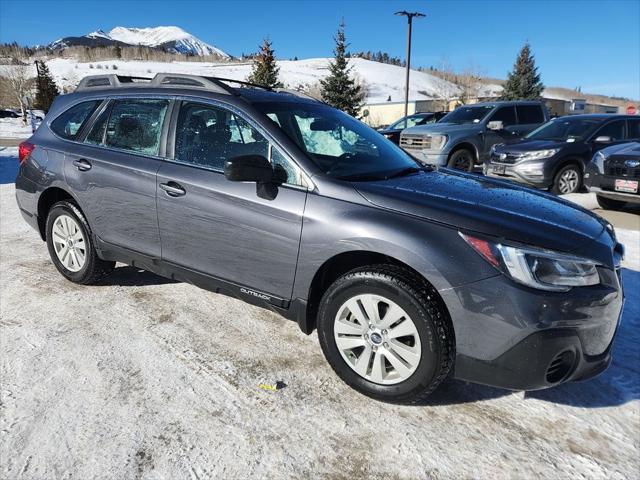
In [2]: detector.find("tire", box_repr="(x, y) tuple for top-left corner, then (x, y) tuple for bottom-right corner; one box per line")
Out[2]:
(45, 200), (115, 284)
(551, 164), (582, 195)
(596, 195), (627, 211)
(317, 265), (455, 404)
(447, 149), (475, 172)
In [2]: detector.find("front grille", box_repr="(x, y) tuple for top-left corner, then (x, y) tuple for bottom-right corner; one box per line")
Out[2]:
(490, 152), (521, 165)
(605, 166), (640, 179)
(400, 135), (430, 149)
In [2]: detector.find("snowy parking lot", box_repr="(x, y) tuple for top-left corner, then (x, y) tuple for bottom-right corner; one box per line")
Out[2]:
(1, 148), (639, 479)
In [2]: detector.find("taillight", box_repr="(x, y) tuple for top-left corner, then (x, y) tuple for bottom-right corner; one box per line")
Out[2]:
(18, 141), (35, 165)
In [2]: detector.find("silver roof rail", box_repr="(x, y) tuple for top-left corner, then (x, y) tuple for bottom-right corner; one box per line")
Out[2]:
(75, 73), (232, 95)
(74, 73), (320, 102)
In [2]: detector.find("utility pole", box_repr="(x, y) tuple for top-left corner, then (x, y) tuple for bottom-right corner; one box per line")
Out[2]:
(395, 11), (425, 119)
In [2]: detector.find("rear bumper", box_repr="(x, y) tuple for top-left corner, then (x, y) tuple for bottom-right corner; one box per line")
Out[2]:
(442, 267), (623, 391)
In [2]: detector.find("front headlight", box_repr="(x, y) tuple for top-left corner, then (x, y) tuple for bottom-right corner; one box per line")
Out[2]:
(593, 150), (607, 171)
(518, 149), (560, 161)
(428, 134), (447, 150)
(460, 233), (600, 291)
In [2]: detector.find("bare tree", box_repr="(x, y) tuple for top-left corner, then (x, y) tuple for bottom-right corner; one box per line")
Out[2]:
(431, 58), (459, 111)
(0, 64), (34, 123)
(457, 62), (486, 104)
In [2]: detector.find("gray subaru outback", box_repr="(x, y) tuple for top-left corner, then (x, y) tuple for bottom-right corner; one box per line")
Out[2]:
(15, 74), (624, 403)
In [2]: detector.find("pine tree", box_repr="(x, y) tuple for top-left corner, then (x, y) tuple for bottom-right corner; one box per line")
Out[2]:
(246, 38), (283, 88)
(34, 61), (60, 112)
(320, 21), (364, 117)
(501, 42), (544, 100)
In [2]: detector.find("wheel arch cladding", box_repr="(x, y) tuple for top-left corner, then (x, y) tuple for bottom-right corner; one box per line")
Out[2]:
(449, 142), (478, 162)
(37, 187), (78, 240)
(304, 251), (452, 334)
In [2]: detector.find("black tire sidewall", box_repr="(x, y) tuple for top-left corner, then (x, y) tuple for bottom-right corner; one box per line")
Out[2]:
(46, 201), (98, 283)
(448, 149), (474, 172)
(318, 272), (444, 402)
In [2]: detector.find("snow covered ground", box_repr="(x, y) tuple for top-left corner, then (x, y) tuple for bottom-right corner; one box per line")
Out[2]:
(0, 117), (39, 139)
(0, 141), (638, 479)
(7, 57), (458, 104)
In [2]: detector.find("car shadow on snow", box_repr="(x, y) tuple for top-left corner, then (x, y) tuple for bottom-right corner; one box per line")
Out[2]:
(94, 265), (178, 287)
(422, 268), (640, 409)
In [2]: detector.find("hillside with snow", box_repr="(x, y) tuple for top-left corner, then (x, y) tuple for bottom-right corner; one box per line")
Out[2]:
(50, 26), (230, 58)
(43, 57), (457, 104)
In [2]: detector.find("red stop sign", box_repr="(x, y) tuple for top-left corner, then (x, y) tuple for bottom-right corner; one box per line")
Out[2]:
(627, 104), (637, 115)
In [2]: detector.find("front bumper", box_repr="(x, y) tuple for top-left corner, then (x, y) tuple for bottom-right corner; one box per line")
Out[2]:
(584, 163), (640, 204)
(483, 159), (551, 188)
(442, 266), (623, 391)
(402, 149), (448, 167)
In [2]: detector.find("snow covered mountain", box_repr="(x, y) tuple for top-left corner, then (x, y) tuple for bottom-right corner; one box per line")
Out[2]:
(50, 26), (229, 58)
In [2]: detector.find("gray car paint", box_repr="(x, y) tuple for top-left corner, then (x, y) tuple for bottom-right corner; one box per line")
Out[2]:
(15, 84), (623, 391)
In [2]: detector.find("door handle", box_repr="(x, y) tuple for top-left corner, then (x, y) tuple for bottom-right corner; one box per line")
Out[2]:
(159, 181), (186, 197)
(73, 159), (92, 171)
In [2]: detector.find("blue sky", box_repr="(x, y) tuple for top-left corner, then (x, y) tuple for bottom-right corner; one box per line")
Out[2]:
(0, 0), (638, 99)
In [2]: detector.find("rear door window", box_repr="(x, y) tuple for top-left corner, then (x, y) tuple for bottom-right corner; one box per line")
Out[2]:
(488, 106), (517, 126)
(626, 119), (640, 140)
(516, 105), (544, 124)
(51, 100), (102, 140)
(105, 99), (170, 155)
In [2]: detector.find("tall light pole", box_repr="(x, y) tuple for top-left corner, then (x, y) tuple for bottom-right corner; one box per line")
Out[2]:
(395, 11), (425, 119)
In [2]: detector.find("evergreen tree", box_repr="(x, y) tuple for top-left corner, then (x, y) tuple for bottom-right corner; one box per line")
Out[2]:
(246, 38), (283, 88)
(320, 21), (364, 117)
(34, 61), (60, 112)
(501, 42), (544, 100)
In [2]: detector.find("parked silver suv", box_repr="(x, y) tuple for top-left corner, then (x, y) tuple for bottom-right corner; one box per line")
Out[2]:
(400, 101), (549, 170)
(15, 74), (623, 403)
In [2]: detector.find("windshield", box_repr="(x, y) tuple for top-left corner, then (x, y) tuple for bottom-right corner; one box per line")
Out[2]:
(389, 114), (433, 130)
(440, 105), (494, 125)
(526, 117), (602, 141)
(256, 102), (420, 180)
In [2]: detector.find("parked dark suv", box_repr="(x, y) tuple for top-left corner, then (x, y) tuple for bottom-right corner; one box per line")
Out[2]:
(15, 74), (624, 403)
(585, 141), (640, 210)
(399, 101), (548, 170)
(486, 114), (640, 194)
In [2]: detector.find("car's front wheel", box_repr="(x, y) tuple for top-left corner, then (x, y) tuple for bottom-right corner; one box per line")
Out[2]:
(447, 149), (474, 171)
(596, 195), (627, 211)
(46, 200), (115, 284)
(317, 265), (455, 404)
(551, 164), (582, 194)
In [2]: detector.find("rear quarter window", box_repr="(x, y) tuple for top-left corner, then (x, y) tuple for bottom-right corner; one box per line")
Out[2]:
(50, 100), (102, 140)
(516, 105), (544, 124)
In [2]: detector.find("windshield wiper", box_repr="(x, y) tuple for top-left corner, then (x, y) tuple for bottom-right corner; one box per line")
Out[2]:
(386, 166), (429, 179)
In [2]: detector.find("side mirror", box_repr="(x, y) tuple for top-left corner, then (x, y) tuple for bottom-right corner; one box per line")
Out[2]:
(487, 120), (504, 131)
(593, 136), (612, 144)
(224, 155), (273, 183)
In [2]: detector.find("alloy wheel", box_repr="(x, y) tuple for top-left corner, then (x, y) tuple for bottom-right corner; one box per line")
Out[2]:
(333, 294), (422, 385)
(51, 214), (86, 272)
(558, 168), (580, 194)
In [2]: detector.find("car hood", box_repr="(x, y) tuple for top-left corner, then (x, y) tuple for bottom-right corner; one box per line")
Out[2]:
(602, 141), (640, 157)
(403, 122), (482, 135)
(495, 138), (573, 152)
(353, 169), (609, 260)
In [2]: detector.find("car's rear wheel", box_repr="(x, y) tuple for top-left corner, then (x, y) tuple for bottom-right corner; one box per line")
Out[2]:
(317, 265), (455, 404)
(46, 201), (114, 284)
(596, 195), (627, 211)
(551, 164), (582, 194)
(447, 149), (474, 172)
